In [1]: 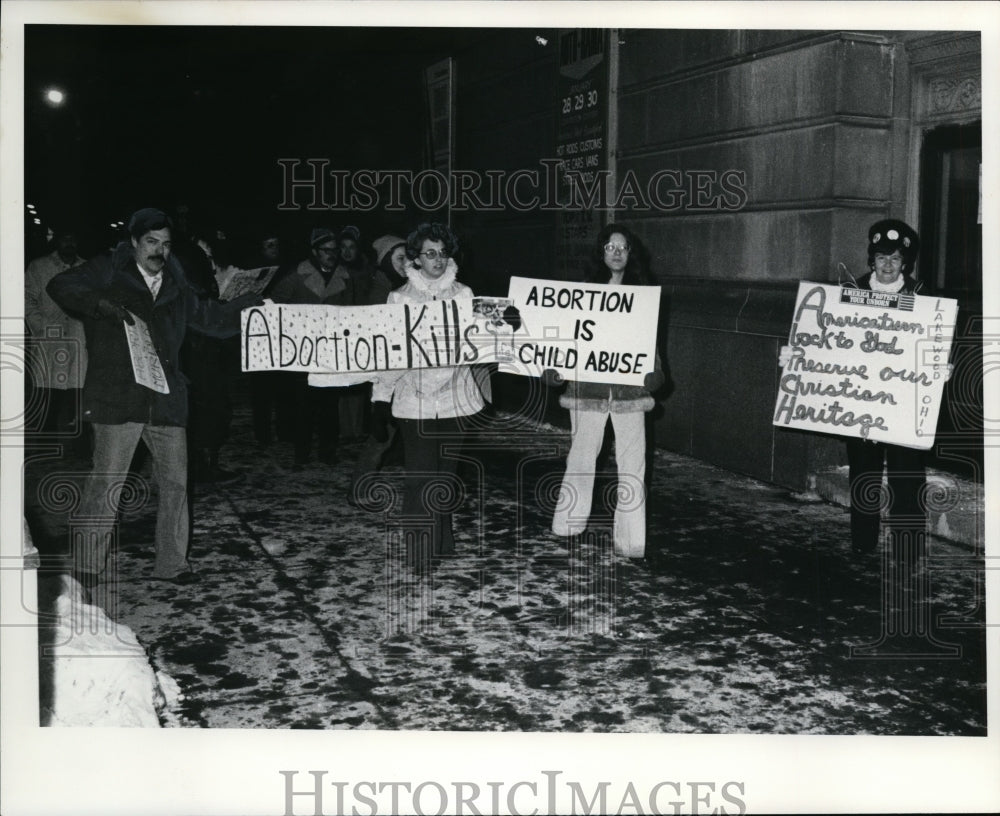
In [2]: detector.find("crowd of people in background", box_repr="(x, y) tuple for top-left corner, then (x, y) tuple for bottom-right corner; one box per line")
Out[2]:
(24, 205), (939, 594)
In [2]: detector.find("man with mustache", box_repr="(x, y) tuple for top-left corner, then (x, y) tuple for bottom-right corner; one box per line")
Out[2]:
(47, 207), (259, 591)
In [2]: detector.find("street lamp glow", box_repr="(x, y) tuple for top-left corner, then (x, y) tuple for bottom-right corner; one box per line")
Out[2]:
(44, 87), (65, 106)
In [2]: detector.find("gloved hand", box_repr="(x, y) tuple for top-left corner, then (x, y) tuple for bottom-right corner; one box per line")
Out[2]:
(643, 371), (664, 392)
(502, 305), (522, 331)
(229, 292), (266, 310)
(541, 368), (564, 387)
(777, 345), (793, 368)
(94, 298), (135, 325)
(370, 401), (392, 443)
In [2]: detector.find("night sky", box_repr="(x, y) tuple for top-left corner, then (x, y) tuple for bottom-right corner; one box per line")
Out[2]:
(24, 25), (487, 254)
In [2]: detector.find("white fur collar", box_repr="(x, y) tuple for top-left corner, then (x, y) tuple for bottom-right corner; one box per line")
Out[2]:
(870, 274), (906, 293)
(404, 257), (458, 293)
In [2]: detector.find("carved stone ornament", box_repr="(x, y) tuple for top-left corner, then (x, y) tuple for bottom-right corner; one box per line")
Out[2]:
(929, 76), (982, 114)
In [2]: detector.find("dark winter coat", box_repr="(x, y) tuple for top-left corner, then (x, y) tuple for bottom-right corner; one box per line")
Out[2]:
(47, 241), (250, 427)
(269, 258), (358, 306)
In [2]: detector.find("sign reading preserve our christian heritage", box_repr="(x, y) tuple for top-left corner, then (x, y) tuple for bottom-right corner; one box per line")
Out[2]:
(506, 276), (660, 386)
(773, 282), (958, 449)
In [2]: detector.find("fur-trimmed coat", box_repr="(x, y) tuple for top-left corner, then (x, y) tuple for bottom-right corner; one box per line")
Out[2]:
(558, 351), (665, 413)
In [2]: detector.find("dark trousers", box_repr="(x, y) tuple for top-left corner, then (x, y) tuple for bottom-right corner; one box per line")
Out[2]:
(397, 416), (465, 562)
(349, 424), (399, 505)
(292, 374), (340, 463)
(184, 336), (233, 455)
(846, 438), (926, 553)
(250, 371), (295, 444)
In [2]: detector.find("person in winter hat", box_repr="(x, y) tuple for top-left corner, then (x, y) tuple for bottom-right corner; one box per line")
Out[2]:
(845, 218), (928, 553)
(46, 207), (260, 589)
(270, 226), (357, 466)
(371, 233), (407, 294)
(779, 218), (950, 557)
(861, 219), (921, 293)
(347, 233), (408, 507)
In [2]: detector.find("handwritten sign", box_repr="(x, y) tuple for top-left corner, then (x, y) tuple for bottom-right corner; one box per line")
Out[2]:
(217, 266), (278, 302)
(774, 282), (958, 449)
(505, 276), (660, 385)
(123, 313), (169, 394)
(241, 299), (513, 377)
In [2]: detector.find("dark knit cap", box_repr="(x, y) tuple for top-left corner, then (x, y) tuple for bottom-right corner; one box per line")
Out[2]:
(127, 208), (174, 240)
(310, 227), (337, 248)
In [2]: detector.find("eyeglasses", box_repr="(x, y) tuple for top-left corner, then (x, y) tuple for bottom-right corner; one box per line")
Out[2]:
(420, 249), (450, 260)
(604, 243), (630, 254)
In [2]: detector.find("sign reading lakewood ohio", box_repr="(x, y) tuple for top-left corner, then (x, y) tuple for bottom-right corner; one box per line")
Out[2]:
(506, 276), (660, 386)
(774, 282), (957, 449)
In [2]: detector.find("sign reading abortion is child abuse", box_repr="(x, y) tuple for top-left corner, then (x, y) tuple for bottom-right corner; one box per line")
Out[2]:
(506, 276), (660, 385)
(774, 282), (957, 449)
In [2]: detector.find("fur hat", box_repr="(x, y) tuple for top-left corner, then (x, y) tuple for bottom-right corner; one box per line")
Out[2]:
(372, 234), (405, 265)
(868, 219), (919, 260)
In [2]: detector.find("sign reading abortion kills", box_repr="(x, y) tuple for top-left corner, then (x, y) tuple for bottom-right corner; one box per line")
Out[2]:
(506, 276), (660, 386)
(241, 298), (513, 377)
(773, 282), (957, 449)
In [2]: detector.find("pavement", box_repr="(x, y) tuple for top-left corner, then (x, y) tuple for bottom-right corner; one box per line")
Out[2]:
(23, 381), (987, 734)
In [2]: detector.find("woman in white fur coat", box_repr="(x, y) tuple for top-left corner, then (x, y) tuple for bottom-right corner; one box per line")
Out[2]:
(370, 223), (489, 567)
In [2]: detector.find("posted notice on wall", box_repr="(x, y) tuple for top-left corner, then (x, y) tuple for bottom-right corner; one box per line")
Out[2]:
(123, 312), (169, 394)
(774, 282), (958, 449)
(506, 276), (660, 385)
(241, 298), (516, 382)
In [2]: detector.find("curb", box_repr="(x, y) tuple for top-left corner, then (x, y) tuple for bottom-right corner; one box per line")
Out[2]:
(812, 466), (984, 549)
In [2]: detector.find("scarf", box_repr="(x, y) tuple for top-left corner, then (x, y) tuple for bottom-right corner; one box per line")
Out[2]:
(404, 257), (458, 295)
(869, 274), (906, 293)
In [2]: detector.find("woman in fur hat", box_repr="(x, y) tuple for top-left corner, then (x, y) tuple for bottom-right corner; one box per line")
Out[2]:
(843, 219), (928, 554)
(780, 218), (951, 556)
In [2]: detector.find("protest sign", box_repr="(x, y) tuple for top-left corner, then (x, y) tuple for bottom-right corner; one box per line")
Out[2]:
(217, 266), (278, 301)
(241, 298), (515, 380)
(505, 276), (660, 385)
(773, 282), (957, 449)
(123, 312), (169, 394)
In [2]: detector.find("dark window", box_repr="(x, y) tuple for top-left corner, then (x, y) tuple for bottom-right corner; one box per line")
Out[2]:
(918, 122), (982, 295)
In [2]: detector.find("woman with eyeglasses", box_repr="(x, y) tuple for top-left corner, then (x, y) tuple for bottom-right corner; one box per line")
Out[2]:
(370, 222), (489, 567)
(546, 223), (665, 558)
